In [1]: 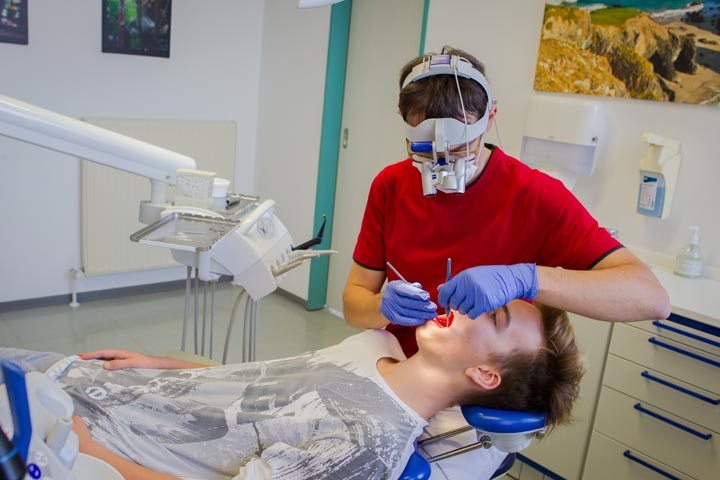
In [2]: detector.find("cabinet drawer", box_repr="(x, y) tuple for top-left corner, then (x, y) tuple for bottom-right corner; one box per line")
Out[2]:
(583, 431), (693, 480)
(610, 323), (720, 395)
(594, 387), (718, 479)
(604, 354), (719, 433)
(632, 319), (719, 357)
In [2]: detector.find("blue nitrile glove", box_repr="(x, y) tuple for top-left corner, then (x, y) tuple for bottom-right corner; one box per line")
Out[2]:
(437, 264), (539, 319)
(381, 280), (438, 327)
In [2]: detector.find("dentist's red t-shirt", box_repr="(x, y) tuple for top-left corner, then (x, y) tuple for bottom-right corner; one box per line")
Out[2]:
(352, 145), (622, 356)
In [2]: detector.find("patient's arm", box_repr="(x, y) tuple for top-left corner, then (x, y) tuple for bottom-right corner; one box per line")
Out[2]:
(79, 349), (207, 370)
(73, 416), (181, 480)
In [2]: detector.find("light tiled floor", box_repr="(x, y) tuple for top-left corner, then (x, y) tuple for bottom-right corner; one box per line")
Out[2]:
(0, 284), (362, 364)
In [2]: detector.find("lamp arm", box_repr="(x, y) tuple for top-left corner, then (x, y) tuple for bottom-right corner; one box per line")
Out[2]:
(0, 94), (196, 183)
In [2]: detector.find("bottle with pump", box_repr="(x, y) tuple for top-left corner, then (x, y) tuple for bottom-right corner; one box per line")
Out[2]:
(674, 226), (703, 278)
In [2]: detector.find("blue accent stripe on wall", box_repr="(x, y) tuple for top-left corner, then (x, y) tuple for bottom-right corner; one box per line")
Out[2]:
(419, 0), (430, 54)
(307, 1), (352, 310)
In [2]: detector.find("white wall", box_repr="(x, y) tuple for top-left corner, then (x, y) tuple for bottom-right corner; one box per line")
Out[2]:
(425, 0), (719, 276)
(254, 1), (331, 300)
(0, 0), (265, 303)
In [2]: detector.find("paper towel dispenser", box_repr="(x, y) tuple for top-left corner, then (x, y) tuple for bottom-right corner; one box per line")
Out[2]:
(520, 96), (604, 190)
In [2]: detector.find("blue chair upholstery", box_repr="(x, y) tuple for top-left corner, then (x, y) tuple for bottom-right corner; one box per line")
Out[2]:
(399, 407), (546, 479)
(461, 406), (545, 434)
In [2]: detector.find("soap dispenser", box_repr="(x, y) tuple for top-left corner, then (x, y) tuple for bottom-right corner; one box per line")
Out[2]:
(674, 226), (703, 278)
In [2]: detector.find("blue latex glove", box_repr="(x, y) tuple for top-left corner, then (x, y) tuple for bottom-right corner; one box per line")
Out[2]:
(381, 281), (438, 326)
(437, 264), (539, 319)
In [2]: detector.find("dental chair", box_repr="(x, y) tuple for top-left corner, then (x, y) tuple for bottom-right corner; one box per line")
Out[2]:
(399, 406), (546, 480)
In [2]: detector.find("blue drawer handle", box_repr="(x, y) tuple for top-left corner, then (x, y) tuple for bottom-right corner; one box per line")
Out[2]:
(633, 403), (712, 440)
(641, 371), (720, 405)
(653, 320), (720, 348)
(648, 337), (720, 368)
(623, 450), (680, 480)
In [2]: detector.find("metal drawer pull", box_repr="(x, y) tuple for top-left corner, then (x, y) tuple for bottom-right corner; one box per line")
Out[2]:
(653, 320), (720, 348)
(633, 403), (712, 440)
(641, 371), (720, 405)
(648, 337), (720, 368)
(623, 450), (681, 480)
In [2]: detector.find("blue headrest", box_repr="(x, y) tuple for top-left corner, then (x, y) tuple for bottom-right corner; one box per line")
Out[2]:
(461, 405), (546, 434)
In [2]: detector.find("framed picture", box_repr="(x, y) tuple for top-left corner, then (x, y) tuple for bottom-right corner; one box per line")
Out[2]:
(102, 0), (172, 58)
(0, 0), (28, 45)
(534, 2), (720, 105)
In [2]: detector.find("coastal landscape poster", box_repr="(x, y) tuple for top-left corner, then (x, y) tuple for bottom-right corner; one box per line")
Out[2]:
(534, 1), (720, 105)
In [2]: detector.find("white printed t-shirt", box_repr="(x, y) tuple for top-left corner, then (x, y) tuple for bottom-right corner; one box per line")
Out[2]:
(53, 329), (426, 480)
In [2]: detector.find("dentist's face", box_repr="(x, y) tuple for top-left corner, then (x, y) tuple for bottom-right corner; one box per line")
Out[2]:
(415, 300), (544, 369)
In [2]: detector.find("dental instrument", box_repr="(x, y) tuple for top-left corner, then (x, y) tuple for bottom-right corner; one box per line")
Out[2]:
(0, 94), (334, 364)
(386, 261), (410, 284)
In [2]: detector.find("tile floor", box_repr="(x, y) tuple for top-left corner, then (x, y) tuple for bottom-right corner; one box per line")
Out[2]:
(0, 284), (362, 363)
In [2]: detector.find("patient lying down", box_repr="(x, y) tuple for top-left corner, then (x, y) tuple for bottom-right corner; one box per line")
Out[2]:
(0, 301), (583, 480)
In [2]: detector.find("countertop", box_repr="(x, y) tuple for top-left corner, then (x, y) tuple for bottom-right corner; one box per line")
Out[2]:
(651, 265), (720, 329)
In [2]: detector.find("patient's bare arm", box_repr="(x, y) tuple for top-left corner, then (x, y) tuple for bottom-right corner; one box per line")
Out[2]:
(72, 416), (182, 480)
(79, 349), (207, 370)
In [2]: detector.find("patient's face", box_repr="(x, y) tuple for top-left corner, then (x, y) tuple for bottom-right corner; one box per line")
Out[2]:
(415, 300), (543, 368)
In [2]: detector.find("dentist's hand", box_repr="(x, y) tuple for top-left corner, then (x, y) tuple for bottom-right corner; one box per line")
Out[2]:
(437, 264), (539, 319)
(381, 280), (438, 326)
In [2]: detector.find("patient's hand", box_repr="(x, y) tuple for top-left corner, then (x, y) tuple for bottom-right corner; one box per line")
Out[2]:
(79, 349), (168, 370)
(72, 415), (98, 454)
(79, 349), (207, 370)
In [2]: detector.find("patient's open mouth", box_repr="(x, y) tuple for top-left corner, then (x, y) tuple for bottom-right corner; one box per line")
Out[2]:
(435, 311), (454, 328)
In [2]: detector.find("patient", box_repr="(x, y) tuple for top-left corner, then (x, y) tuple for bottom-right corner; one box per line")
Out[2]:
(0, 300), (582, 480)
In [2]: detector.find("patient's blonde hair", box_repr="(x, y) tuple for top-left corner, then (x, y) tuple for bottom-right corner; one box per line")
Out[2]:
(460, 304), (584, 433)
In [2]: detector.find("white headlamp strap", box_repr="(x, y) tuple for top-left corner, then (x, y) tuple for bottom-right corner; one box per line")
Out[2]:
(402, 54), (493, 144)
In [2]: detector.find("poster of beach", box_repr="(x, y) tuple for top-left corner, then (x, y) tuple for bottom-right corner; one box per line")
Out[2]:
(534, 1), (720, 105)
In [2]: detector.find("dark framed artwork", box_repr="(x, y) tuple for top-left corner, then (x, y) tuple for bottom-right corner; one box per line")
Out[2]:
(0, 0), (29, 45)
(534, 2), (720, 105)
(102, 0), (172, 58)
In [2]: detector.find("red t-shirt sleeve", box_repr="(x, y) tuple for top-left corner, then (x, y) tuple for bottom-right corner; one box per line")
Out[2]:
(352, 169), (389, 271)
(534, 176), (622, 270)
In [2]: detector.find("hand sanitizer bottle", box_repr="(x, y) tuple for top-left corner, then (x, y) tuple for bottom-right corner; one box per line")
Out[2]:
(674, 226), (703, 278)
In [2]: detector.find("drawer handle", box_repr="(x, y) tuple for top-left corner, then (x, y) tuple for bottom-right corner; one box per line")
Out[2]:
(623, 450), (681, 480)
(653, 320), (720, 348)
(641, 371), (720, 405)
(633, 403), (712, 440)
(648, 337), (720, 368)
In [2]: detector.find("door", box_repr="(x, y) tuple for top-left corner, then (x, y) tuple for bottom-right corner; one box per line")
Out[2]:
(326, 0), (425, 312)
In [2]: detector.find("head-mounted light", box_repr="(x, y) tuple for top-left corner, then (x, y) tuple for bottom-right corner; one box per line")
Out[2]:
(402, 54), (494, 195)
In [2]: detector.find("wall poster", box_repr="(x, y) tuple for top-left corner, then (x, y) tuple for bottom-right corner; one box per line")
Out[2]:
(534, 1), (720, 105)
(102, 0), (172, 58)
(0, 0), (28, 45)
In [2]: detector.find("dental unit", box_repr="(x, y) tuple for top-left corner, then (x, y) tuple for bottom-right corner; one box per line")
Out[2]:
(402, 53), (494, 196)
(0, 94), (333, 365)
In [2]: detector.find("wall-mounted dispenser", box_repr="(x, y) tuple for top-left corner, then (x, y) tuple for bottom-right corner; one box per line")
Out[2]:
(520, 95), (603, 190)
(636, 132), (681, 219)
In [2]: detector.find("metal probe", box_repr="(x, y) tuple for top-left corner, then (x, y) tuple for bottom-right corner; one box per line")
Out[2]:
(386, 261), (410, 283)
(445, 258), (452, 315)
